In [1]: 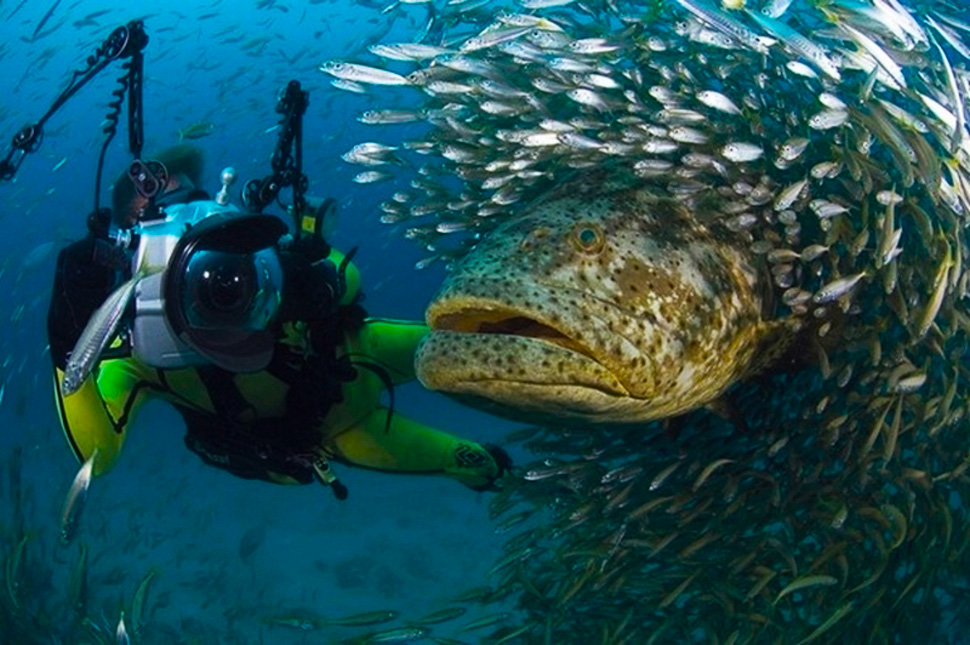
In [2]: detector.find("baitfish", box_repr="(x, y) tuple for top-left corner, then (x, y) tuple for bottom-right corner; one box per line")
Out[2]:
(356, 626), (429, 642)
(263, 609), (399, 630)
(60, 450), (97, 544)
(416, 171), (801, 424)
(130, 569), (155, 637)
(116, 611), (130, 645)
(320, 61), (410, 86)
(61, 272), (143, 397)
(177, 121), (216, 141)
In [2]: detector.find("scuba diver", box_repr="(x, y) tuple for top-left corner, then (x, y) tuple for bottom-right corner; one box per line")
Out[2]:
(0, 22), (509, 500)
(46, 144), (511, 498)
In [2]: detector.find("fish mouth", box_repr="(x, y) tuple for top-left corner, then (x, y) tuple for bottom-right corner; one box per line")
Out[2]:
(419, 298), (631, 415)
(431, 307), (601, 363)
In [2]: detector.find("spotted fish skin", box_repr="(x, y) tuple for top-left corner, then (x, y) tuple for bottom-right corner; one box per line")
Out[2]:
(417, 171), (798, 424)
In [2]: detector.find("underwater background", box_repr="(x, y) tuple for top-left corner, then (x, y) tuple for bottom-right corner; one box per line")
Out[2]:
(0, 0), (522, 642)
(4, 0), (970, 643)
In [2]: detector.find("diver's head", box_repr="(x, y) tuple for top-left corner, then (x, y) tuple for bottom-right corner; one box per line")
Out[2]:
(112, 144), (205, 228)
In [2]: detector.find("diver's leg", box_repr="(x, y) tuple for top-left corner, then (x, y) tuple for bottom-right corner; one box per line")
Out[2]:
(329, 408), (509, 489)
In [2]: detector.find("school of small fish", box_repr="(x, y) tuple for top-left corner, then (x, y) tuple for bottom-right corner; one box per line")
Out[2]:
(4, 0), (970, 641)
(330, 0), (970, 641)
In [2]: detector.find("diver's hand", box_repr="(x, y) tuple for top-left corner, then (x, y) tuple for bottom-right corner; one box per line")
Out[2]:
(485, 443), (513, 475)
(467, 443), (514, 492)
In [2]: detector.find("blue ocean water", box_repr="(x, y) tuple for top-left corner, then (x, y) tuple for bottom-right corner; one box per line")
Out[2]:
(7, 0), (970, 642)
(0, 1), (522, 642)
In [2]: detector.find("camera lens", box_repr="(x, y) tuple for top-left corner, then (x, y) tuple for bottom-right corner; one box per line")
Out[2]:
(184, 252), (259, 328)
(198, 257), (253, 316)
(177, 245), (282, 333)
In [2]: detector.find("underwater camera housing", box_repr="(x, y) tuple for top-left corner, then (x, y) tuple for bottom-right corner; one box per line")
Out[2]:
(130, 200), (286, 372)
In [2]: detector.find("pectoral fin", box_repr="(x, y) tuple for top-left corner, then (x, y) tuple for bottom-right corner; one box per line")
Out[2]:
(744, 316), (805, 380)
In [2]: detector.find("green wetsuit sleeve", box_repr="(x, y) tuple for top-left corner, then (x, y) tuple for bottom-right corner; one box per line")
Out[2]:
(330, 407), (500, 488)
(351, 318), (429, 385)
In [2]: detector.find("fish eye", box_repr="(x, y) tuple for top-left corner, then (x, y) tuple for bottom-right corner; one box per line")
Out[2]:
(570, 223), (605, 254)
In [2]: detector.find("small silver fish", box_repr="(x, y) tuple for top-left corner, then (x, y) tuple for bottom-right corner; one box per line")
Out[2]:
(177, 121), (216, 141)
(566, 88), (612, 111)
(60, 450), (97, 545)
(527, 28), (572, 50)
(567, 37), (621, 54)
(368, 43), (452, 61)
(786, 60), (819, 78)
(585, 73), (622, 89)
(675, 0), (775, 53)
(319, 61), (410, 86)
(813, 272), (867, 304)
(808, 109), (849, 130)
(343, 142), (399, 159)
(353, 170), (393, 184)
(358, 625), (429, 642)
(425, 80), (477, 95)
(548, 56), (596, 73)
(669, 126), (709, 144)
(520, 0), (576, 8)
(559, 132), (604, 150)
(877, 196), (903, 267)
(696, 90), (741, 114)
(801, 244), (829, 262)
(774, 178), (808, 211)
(721, 142), (763, 162)
(746, 8), (842, 80)
(839, 22), (906, 89)
(810, 199), (849, 219)
(62, 273), (142, 397)
(810, 161), (842, 179)
(438, 54), (499, 77)
(513, 131), (557, 147)
(460, 25), (532, 53)
(778, 137), (809, 161)
(761, 0), (793, 19)
(818, 92), (847, 111)
(116, 611), (130, 645)
(330, 78), (367, 94)
(358, 109), (424, 125)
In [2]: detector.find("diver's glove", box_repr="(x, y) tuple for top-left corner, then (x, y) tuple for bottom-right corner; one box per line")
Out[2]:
(467, 443), (514, 492)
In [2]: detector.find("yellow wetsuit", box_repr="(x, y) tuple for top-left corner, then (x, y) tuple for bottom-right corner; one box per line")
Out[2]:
(50, 248), (504, 492)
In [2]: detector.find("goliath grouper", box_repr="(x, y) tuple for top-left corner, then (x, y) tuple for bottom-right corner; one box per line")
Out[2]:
(415, 171), (801, 424)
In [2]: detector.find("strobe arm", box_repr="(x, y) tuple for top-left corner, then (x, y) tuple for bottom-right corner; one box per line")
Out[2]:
(0, 21), (148, 182)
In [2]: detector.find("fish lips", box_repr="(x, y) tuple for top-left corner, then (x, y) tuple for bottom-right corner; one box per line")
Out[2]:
(417, 302), (632, 420)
